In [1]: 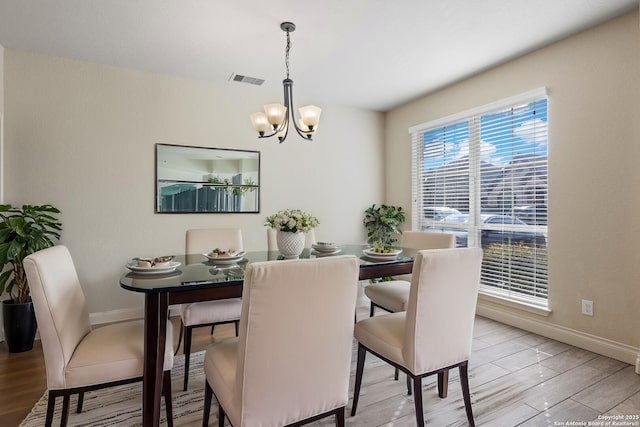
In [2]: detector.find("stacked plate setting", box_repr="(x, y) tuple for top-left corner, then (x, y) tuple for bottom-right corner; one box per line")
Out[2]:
(311, 242), (342, 257)
(362, 248), (403, 261)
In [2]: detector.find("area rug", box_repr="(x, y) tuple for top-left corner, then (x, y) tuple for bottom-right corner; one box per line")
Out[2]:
(20, 351), (212, 426)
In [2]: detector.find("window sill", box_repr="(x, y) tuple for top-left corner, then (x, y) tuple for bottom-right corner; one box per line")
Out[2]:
(478, 291), (552, 317)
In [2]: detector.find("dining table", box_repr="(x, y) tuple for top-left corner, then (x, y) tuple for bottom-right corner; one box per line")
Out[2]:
(120, 244), (417, 427)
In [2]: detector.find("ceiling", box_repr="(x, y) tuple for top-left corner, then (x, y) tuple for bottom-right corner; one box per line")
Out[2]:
(0, 0), (637, 112)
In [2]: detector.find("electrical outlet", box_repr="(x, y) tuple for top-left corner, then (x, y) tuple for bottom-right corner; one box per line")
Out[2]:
(581, 299), (593, 316)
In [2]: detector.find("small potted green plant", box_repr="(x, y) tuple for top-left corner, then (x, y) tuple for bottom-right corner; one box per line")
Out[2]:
(363, 204), (405, 249)
(0, 204), (62, 352)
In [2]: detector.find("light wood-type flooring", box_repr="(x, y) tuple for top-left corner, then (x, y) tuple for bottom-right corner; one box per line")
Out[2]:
(2, 305), (639, 426)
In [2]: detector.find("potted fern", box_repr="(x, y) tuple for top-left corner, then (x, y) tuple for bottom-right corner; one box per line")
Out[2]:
(0, 204), (62, 352)
(363, 204), (405, 250)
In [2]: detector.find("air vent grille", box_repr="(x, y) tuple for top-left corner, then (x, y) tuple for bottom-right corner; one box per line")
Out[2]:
(229, 73), (265, 86)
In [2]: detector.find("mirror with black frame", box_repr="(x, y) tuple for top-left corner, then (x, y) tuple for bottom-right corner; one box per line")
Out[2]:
(155, 143), (260, 213)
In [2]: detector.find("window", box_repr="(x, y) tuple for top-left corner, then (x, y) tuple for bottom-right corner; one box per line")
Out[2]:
(410, 88), (548, 308)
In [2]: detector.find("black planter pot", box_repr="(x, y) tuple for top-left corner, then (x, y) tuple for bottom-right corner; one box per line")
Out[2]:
(2, 299), (37, 353)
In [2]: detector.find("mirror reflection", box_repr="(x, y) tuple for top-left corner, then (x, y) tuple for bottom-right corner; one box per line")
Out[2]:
(155, 144), (260, 213)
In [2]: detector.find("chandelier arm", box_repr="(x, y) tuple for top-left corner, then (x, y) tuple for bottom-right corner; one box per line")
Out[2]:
(286, 81), (313, 140)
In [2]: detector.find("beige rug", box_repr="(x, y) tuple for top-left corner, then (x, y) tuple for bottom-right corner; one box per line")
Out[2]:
(20, 352), (211, 427)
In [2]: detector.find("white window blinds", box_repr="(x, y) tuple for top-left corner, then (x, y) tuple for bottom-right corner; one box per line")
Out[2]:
(410, 88), (549, 307)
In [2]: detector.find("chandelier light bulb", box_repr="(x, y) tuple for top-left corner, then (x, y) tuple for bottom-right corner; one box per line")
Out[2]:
(250, 112), (271, 136)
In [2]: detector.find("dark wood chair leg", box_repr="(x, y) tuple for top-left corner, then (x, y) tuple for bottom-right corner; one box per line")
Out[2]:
(406, 373), (412, 395)
(218, 401), (226, 427)
(412, 375), (424, 426)
(234, 320), (239, 336)
(438, 369), (449, 398)
(394, 367), (399, 381)
(174, 320), (185, 356)
(61, 394), (71, 426)
(203, 381), (213, 427)
(45, 391), (56, 427)
(350, 344), (367, 416)
(335, 406), (345, 427)
(210, 324), (215, 335)
(76, 391), (84, 413)
(369, 302), (375, 317)
(459, 362), (475, 427)
(163, 370), (174, 427)
(183, 326), (193, 391)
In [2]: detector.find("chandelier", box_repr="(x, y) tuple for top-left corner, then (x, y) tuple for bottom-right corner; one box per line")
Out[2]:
(249, 22), (321, 143)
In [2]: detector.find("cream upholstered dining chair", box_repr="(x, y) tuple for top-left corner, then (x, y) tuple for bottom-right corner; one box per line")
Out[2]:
(24, 245), (174, 427)
(178, 227), (244, 391)
(202, 255), (360, 427)
(351, 248), (483, 426)
(266, 227), (316, 251)
(365, 231), (455, 316)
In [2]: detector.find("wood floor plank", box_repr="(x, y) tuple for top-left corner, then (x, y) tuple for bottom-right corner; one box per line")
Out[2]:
(572, 366), (640, 412)
(517, 399), (601, 427)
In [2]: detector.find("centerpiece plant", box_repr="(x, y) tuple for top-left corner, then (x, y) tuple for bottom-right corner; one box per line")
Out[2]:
(363, 204), (405, 250)
(265, 209), (319, 258)
(265, 209), (319, 233)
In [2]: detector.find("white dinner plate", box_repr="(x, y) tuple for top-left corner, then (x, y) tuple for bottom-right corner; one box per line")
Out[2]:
(203, 251), (247, 264)
(126, 261), (181, 274)
(311, 248), (342, 257)
(362, 248), (403, 260)
(312, 243), (340, 252)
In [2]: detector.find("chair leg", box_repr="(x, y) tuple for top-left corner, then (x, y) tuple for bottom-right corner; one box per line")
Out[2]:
(369, 302), (375, 317)
(459, 362), (475, 427)
(203, 380), (213, 427)
(335, 406), (345, 427)
(412, 375), (425, 426)
(183, 326), (193, 391)
(163, 370), (174, 427)
(218, 401), (226, 427)
(210, 324), (215, 335)
(76, 391), (84, 413)
(406, 374), (412, 395)
(174, 320), (185, 356)
(234, 320), (239, 336)
(394, 367), (399, 381)
(438, 370), (449, 398)
(61, 394), (71, 426)
(45, 391), (56, 427)
(350, 343), (367, 416)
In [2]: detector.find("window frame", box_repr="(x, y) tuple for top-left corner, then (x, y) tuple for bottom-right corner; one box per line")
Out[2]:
(409, 88), (549, 309)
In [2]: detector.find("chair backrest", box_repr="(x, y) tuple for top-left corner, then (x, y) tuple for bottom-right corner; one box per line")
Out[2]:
(23, 245), (92, 389)
(186, 228), (244, 254)
(235, 255), (359, 426)
(403, 248), (483, 375)
(401, 230), (456, 250)
(266, 228), (316, 251)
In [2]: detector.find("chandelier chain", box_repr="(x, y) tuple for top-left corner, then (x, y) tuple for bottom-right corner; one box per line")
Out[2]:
(285, 30), (291, 80)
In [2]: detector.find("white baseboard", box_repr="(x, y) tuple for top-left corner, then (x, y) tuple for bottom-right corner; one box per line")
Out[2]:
(477, 303), (640, 368)
(89, 306), (181, 325)
(89, 307), (144, 325)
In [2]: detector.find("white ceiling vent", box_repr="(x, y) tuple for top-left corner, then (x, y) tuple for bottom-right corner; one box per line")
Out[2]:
(229, 73), (265, 86)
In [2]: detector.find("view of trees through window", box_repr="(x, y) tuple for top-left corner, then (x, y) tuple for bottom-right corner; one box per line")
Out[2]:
(412, 93), (548, 306)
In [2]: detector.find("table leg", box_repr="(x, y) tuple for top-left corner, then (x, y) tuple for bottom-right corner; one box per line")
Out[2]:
(142, 292), (168, 427)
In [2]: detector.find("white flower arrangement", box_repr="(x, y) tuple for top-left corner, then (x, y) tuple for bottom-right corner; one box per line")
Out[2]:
(265, 209), (319, 233)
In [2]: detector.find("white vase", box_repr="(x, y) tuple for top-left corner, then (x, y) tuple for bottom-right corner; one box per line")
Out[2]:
(276, 230), (306, 259)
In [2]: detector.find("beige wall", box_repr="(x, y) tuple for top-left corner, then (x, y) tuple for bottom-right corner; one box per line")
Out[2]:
(0, 43), (4, 114)
(3, 50), (384, 313)
(386, 11), (640, 353)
